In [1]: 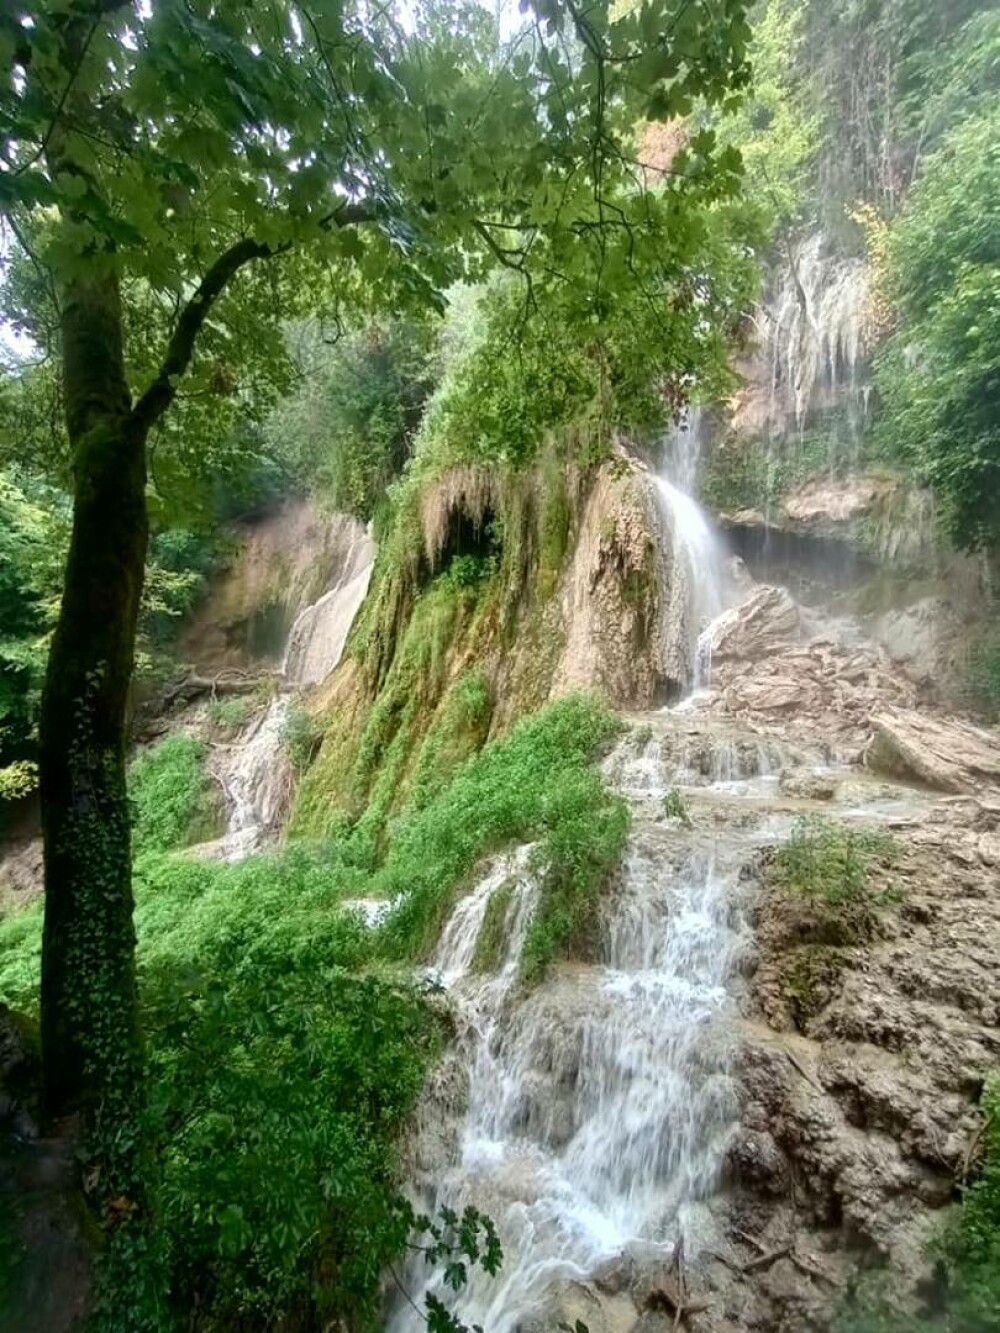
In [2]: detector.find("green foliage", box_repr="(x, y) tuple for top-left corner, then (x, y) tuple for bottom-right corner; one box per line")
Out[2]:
(409, 669), (493, 813)
(141, 862), (436, 1328)
(0, 696), (625, 1325)
(663, 787), (692, 826)
(282, 702), (323, 777)
(140, 529), (219, 650)
(773, 816), (898, 945)
(520, 767), (630, 986)
(128, 736), (219, 856)
(944, 1077), (1000, 1326)
(266, 320), (437, 522)
(4, 0), (757, 436)
(413, 226), (757, 477)
(205, 695), (256, 731)
(700, 411), (870, 514)
(876, 106), (1000, 550)
(471, 879), (517, 973)
(715, 0), (820, 231)
(378, 695), (628, 977)
(964, 632), (1000, 722)
(0, 470), (68, 784)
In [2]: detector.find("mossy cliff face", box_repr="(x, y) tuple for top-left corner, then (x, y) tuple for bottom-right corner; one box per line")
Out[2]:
(290, 452), (667, 843)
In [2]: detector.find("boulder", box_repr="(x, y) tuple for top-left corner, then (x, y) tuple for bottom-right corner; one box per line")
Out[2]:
(865, 710), (1000, 794)
(781, 477), (893, 534)
(706, 586), (802, 665)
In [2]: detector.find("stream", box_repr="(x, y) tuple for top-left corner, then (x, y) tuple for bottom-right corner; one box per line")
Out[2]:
(388, 422), (930, 1331)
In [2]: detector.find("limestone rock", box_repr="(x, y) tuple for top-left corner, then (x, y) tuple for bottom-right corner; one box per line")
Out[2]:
(705, 586), (802, 665)
(779, 773), (837, 801)
(552, 458), (666, 707)
(781, 477), (893, 535)
(865, 709), (1000, 794)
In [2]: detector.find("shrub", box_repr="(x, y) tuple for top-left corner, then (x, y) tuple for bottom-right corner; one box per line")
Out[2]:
(663, 787), (692, 827)
(128, 735), (220, 855)
(376, 694), (628, 974)
(0, 696), (627, 1324)
(205, 695), (255, 730)
(773, 816), (898, 945)
(281, 701), (321, 776)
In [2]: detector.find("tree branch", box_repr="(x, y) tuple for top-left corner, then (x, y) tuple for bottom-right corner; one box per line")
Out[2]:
(130, 237), (274, 433)
(131, 198), (377, 433)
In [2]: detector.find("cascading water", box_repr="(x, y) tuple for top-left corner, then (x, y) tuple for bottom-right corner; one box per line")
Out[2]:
(651, 411), (735, 690)
(766, 233), (869, 436)
(282, 518), (375, 686)
(391, 737), (760, 1333)
(212, 695), (293, 861)
(209, 515), (375, 860)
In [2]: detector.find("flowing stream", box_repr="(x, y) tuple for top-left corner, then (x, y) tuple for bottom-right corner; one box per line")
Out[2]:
(390, 733), (775, 1333)
(386, 419), (772, 1331)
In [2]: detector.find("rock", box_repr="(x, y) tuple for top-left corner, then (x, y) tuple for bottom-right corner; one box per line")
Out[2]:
(0, 836), (43, 907)
(552, 457), (667, 707)
(865, 709), (1000, 794)
(779, 773), (838, 801)
(781, 477), (893, 534)
(706, 586), (802, 665)
(520, 1280), (638, 1333)
(726, 1129), (791, 1195)
(592, 1252), (635, 1296)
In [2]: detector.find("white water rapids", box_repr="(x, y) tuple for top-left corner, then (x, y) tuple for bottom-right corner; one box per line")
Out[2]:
(390, 733), (771, 1333)
(385, 413), (765, 1331)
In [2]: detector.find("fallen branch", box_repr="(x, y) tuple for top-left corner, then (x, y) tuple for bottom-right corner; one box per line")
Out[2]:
(741, 1246), (791, 1274)
(645, 1284), (710, 1324)
(790, 1251), (843, 1289)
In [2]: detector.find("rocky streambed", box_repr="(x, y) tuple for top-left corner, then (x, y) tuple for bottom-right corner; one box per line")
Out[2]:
(392, 585), (1000, 1333)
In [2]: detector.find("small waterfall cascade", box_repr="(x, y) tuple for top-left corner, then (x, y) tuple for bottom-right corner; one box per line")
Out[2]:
(763, 232), (871, 483)
(282, 517), (375, 686)
(651, 412), (734, 690)
(766, 233), (869, 433)
(209, 516), (375, 860)
(213, 695), (293, 861)
(392, 733), (756, 1333)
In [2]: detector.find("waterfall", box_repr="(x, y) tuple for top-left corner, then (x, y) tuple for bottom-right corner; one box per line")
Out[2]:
(391, 741), (750, 1333)
(282, 518), (375, 686)
(207, 517), (375, 860)
(766, 234), (868, 435)
(212, 696), (293, 861)
(651, 412), (733, 690)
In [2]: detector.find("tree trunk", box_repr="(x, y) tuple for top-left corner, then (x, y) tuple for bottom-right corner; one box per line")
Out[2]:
(39, 273), (148, 1141)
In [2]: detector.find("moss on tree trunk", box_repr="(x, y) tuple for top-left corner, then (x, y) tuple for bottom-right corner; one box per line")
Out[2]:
(39, 275), (148, 1140)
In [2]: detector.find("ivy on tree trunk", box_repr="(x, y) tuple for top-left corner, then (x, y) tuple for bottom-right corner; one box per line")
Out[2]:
(39, 272), (148, 1140)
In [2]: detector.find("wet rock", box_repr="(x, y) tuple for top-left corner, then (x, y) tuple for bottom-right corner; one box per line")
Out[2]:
(865, 708), (1000, 794)
(726, 1129), (791, 1196)
(520, 1281), (638, 1333)
(552, 458), (667, 707)
(779, 773), (837, 801)
(705, 586), (802, 665)
(592, 1252), (635, 1296)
